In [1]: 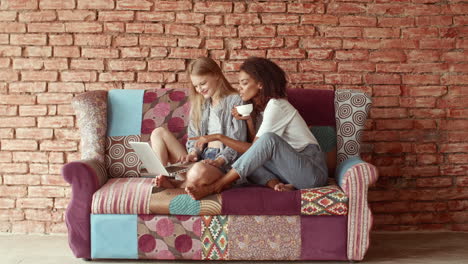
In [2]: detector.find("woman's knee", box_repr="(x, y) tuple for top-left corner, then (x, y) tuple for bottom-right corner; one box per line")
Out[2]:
(151, 127), (169, 139)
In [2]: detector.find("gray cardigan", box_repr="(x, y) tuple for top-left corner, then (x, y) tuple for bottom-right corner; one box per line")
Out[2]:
(186, 94), (247, 172)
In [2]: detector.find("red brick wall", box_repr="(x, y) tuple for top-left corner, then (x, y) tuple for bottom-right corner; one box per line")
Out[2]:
(0, 0), (467, 233)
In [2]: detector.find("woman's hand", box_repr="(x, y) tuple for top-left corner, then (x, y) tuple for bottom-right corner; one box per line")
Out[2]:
(232, 107), (251, 121)
(189, 135), (218, 150)
(177, 152), (198, 164)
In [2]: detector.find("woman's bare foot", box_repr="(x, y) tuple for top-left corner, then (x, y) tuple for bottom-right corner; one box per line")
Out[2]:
(153, 175), (176, 189)
(273, 183), (295, 192)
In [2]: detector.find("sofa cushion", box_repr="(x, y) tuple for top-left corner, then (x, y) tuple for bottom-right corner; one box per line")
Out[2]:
(105, 135), (142, 178)
(334, 90), (372, 164)
(107, 89), (145, 137)
(72, 90), (107, 163)
(300, 184), (348, 216)
(92, 177), (154, 214)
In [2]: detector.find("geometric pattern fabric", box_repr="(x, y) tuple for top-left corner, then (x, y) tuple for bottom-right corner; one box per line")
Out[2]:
(301, 185), (348, 216)
(201, 215), (229, 260)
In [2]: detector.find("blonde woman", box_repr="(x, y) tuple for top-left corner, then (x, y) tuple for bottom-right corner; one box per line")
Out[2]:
(150, 57), (247, 189)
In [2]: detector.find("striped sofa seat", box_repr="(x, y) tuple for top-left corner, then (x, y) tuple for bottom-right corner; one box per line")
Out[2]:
(62, 88), (378, 261)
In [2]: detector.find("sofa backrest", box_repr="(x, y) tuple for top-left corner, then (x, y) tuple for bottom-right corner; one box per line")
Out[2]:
(73, 88), (371, 179)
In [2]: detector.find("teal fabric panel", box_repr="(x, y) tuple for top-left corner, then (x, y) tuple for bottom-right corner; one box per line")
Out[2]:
(335, 156), (364, 187)
(310, 126), (337, 153)
(91, 214), (138, 259)
(169, 194), (201, 215)
(107, 89), (144, 136)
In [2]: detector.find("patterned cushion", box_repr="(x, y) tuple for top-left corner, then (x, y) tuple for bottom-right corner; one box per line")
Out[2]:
(334, 90), (372, 165)
(92, 177), (154, 214)
(141, 88), (190, 145)
(301, 185), (348, 216)
(72, 90), (107, 163)
(201, 216), (229, 260)
(137, 215), (202, 260)
(105, 135), (142, 178)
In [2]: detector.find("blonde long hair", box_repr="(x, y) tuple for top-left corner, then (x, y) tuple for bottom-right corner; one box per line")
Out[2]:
(187, 57), (237, 134)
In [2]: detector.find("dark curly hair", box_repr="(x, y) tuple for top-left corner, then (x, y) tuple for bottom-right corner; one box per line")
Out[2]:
(239, 57), (287, 101)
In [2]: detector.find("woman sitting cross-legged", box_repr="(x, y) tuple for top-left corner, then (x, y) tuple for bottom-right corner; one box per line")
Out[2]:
(150, 57), (247, 190)
(185, 57), (328, 200)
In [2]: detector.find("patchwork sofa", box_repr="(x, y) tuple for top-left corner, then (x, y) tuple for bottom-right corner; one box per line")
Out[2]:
(62, 88), (378, 261)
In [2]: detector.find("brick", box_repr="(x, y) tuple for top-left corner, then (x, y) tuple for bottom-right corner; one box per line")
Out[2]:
(441, 75), (468, 85)
(75, 34), (112, 46)
(0, 58), (10, 68)
(417, 16), (453, 26)
(168, 48), (207, 59)
(114, 36), (138, 47)
(440, 143), (468, 153)
(53, 46), (80, 58)
(0, 210), (24, 221)
(37, 116), (73, 128)
(49, 35), (73, 46)
(299, 60), (336, 72)
(302, 38), (342, 49)
(19, 11), (56, 22)
(165, 24), (198, 36)
(10, 34), (46, 45)
(18, 105), (47, 116)
(448, 154), (468, 165)
(0, 117), (35, 128)
(335, 50), (368, 61)
(178, 37), (202, 48)
(70, 59), (104, 71)
(16, 128), (53, 139)
(148, 60), (185, 71)
(153, 1), (191, 11)
(402, 86), (447, 97)
(261, 14), (298, 24)
(77, 0), (114, 9)
(1, 139), (37, 151)
(371, 108), (407, 119)
(57, 10), (96, 21)
(81, 48), (119, 58)
(140, 36), (177, 46)
(248, 2), (285, 13)
(54, 129), (80, 140)
(239, 25), (275, 37)
(364, 27), (400, 38)
(37, 93), (72, 104)
(0, 46), (22, 56)
(378, 63), (448, 73)
(39, 0), (74, 9)
(302, 15), (338, 25)
(99, 72), (134, 82)
(417, 178), (453, 188)
(376, 119), (414, 130)
(175, 13), (204, 24)
(44, 59), (68, 70)
(12, 221), (45, 234)
(340, 16), (376, 27)
(99, 11), (134, 21)
(13, 58), (44, 70)
(60, 71), (97, 82)
(328, 3), (366, 14)
(65, 22), (102, 33)
(0, 185), (27, 197)
(0, 128), (14, 139)
(448, 109), (468, 118)
(40, 140), (77, 151)
(9, 82), (46, 93)
(366, 74), (401, 84)
(378, 17), (414, 27)
(287, 3), (321, 13)
(278, 25), (315, 36)
(28, 23), (65, 33)
(194, 2), (232, 13)
(0, 0), (38, 10)
(48, 152), (65, 164)
(0, 151), (12, 162)
(48, 222), (68, 234)
(225, 14), (260, 25)
(205, 39), (224, 50)
(442, 51), (468, 62)
(369, 50), (406, 63)
(150, 48), (168, 58)
(325, 73), (362, 84)
(374, 142), (413, 153)
(137, 72), (164, 83)
(230, 50), (266, 60)
(4, 174), (41, 185)
(109, 60), (146, 71)
(199, 26), (237, 37)
(338, 62), (374, 72)
(267, 49), (305, 59)
(420, 39), (456, 49)
(407, 50), (440, 62)
(135, 12), (174, 22)
(402, 28), (439, 39)
(0, 198), (14, 209)
(0, 22), (25, 33)
(403, 75), (439, 85)
(0, 11), (17, 21)
(306, 49), (333, 60)
(13, 152), (48, 163)
(410, 109), (446, 119)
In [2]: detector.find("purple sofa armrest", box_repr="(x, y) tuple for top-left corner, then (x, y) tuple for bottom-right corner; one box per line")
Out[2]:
(335, 157), (379, 261)
(61, 159), (107, 259)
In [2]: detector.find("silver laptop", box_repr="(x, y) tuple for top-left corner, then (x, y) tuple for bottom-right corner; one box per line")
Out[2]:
(129, 142), (194, 177)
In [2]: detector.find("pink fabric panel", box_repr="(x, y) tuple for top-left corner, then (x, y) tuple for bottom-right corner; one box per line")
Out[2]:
(341, 163), (379, 261)
(92, 178), (154, 214)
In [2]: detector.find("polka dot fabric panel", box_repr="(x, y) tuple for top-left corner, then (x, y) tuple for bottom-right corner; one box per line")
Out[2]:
(334, 90), (372, 166)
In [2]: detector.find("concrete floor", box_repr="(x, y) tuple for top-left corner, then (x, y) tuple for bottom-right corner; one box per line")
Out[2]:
(1, 232), (467, 264)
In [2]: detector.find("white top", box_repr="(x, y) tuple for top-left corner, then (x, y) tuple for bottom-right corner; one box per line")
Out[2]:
(256, 98), (318, 151)
(208, 105), (223, 148)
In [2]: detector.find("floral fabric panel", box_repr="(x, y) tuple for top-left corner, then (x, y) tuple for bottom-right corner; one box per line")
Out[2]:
(301, 185), (348, 216)
(334, 90), (372, 164)
(105, 135), (142, 178)
(72, 90), (107, 163)
(141, 88), (190, 144)
(228, 215), (301, 260)
(137, 215), (202, 260)
(201, 216), (229, 260)
(150, 187), (222, 216)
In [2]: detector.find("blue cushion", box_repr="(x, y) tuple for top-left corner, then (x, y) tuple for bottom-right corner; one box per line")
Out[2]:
(107, 89), (144, 136)
(91, 214), (138, 259)
(335, 156), (364, 186)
